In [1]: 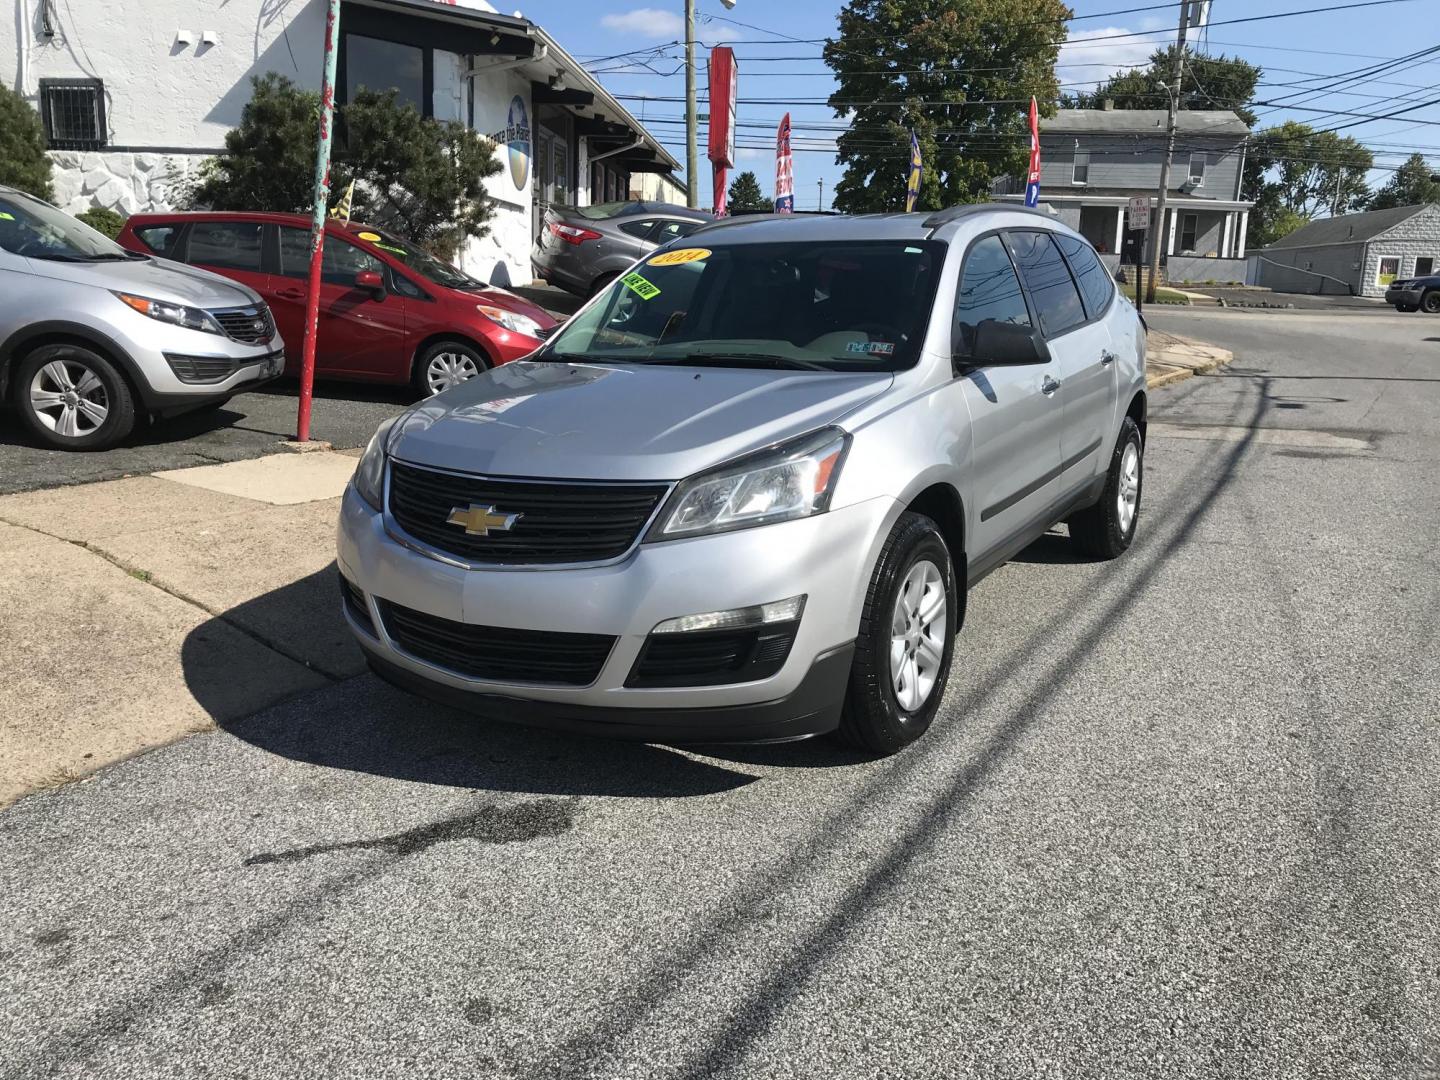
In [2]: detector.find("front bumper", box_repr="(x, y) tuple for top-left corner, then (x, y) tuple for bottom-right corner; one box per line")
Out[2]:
(1385, 286), (1423, 307)
(337, 483), (900, 739)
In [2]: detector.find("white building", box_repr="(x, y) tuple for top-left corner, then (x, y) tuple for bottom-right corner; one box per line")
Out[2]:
(4, 0), (681, 285)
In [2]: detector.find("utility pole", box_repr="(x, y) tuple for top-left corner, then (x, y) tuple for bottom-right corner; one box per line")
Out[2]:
(1147, 0), (1191, 303)
(684, 0), (698, 209)
(817, 179), (823, 211)
(1333, 166), (1344, 216)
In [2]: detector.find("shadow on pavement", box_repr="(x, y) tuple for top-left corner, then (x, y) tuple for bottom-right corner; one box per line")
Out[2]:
(182, 564), (759, 798)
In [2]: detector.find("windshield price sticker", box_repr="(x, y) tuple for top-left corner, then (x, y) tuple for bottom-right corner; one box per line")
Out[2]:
(0, 212), (14, 221)
(648, 247), (711, 267)
(622, 272), (662, 300)
(357, 231), (382, 241)
(847, 340), (895, 355)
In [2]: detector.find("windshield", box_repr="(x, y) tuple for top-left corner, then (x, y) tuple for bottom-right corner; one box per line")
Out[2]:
(0, 191), (132, 261)
(539, 239), (944, 373)
(359, 229), (476, 289)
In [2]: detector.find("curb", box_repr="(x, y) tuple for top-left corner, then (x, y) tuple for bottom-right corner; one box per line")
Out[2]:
(1145, 332), (1233, 390)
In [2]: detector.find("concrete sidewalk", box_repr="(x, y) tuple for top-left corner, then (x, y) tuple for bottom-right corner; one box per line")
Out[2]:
(0, 332), (1227, 806)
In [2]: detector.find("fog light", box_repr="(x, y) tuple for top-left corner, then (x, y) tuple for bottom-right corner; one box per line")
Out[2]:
(652, 595), (805, 635)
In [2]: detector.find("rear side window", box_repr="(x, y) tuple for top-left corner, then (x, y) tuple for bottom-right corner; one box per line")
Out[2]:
(954, 234), (1031, 360)
(1007, 230), (1086, 338)
(278, 227), (384, 286)
(655, 219), (700, 244)
(1054, 233), (1114, 318)
(618, 220), (656, 240)
(187, 221), (264, 273)
(133, 224), (181, 258)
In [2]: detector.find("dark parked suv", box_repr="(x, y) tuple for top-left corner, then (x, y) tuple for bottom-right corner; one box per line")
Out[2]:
(1384, 272), (1440, 313)
(532, 201), (710, 297)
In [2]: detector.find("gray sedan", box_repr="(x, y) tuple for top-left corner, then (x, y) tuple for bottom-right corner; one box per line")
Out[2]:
(532, 201), (710, 297)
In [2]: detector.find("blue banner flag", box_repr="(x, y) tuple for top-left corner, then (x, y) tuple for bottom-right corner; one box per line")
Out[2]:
(905, 129), (923, 213)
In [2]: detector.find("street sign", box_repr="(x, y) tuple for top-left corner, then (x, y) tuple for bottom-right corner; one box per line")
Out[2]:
(1128, 196), (1150, 231)
(1127, 196), (1151, 231)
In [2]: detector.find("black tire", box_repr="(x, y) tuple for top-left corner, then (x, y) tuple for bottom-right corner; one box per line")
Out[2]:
(411, 340), (489, 398)
(1421, 290), (1440, 314)
(11, 344), (136, 451)
(1396, 304), (1417, 313)
(1069, 416), (1143, 560)
(589, 272), (619, 298)
(836, 512), (958, 756)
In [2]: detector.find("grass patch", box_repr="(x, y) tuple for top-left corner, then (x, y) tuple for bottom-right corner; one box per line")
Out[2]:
(1120, 283), (1191, 305)
(126, 568), (153, 584)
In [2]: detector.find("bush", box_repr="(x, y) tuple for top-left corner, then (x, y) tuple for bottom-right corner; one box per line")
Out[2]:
(0, 84), (53, 200)
(192, 73), (501, 259)
(76, 207), (126, 238)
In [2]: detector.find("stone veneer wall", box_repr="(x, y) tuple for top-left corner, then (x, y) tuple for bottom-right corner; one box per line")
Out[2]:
(46, 150), (212, 216)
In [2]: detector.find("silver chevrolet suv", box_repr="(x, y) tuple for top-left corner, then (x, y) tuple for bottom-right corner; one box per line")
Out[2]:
(0, 185), (284, 450)
(339, 206), (1147, 755)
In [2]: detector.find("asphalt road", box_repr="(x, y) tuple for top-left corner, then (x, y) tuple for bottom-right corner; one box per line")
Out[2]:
(2, 308), (1438, 1079)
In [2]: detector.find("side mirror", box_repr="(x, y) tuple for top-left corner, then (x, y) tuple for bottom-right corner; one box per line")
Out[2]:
(959, 319), (1050, 368)
(355, 269), (386, 299)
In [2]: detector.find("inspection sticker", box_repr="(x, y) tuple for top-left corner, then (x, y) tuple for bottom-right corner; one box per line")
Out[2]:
(847, 340), (895, 355)
(621, 271), (662, 300)
(648, 247), (711, 267)
(357, 231), (382, 242)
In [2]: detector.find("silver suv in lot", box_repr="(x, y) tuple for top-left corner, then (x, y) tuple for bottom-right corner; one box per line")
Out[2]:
(0, 185), (284, 450)
(340, 206), (1147, 755)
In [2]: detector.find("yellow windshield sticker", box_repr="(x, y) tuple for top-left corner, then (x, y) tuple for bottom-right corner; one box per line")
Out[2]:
(0, 212), (14, 220)
(648, 247), (711, 267)
(357, 231), (382, 241)
(621, 271), (661, 300)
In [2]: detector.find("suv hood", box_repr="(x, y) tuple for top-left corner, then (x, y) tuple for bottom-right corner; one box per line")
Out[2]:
(390, 360), (892, 481)
(22, 255), (262, 307)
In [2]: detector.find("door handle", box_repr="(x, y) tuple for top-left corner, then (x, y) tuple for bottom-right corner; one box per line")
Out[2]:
(1101, 350), (1117, 366)
(276, 288), (305, 300)
(1041, 375), (1061, 395)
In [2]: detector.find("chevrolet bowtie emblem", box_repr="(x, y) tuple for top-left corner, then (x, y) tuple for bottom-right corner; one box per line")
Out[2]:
(446, 504), (522, 537)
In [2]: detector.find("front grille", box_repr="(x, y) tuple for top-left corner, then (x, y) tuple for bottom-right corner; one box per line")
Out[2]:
(378, 600), (615, 686)
(164, 350), (281, 385)
(211, 306), (275, 344)
(532, 324), (557, 340)
(387, 460), (668, 565)
(626, 621), (800, 688)
(339, 574), (376, 636)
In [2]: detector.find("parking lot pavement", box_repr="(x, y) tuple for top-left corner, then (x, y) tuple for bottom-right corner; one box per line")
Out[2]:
(1, 307), (1439, 1078)
(0, 382), (409, 496)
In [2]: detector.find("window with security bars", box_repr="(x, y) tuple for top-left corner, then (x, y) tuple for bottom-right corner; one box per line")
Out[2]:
(39, 79), (107, 149)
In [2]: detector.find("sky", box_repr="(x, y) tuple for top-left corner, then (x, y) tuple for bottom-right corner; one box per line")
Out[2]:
(511, 0), (1440, 211)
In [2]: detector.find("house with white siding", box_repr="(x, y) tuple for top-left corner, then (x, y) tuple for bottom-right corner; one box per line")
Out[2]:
(3, 0), (680, 286)
(993, 107), (1253, 283)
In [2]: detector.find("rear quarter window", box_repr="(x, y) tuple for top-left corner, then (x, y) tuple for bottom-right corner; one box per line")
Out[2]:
(133, 224), (182, 258)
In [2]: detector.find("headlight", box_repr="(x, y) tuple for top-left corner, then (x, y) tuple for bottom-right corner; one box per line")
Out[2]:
(648, 428), (850, 541)
(113, 292), (221, 334)
(477, 304), (542, 338)
(353, 417), (398, 511)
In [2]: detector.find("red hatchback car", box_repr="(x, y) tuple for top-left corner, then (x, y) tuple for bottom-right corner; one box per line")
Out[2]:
(116, 212), (557, 396)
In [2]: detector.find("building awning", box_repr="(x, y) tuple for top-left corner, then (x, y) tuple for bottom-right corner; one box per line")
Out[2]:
(344, 0), (679, 174)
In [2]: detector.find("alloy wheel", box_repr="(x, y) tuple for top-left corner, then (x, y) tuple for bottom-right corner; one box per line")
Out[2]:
(1117, 440), (1140, 535)
(29, 359), (109, 439)
(889, 559), (947, 712)
(425, 351), (480, 394)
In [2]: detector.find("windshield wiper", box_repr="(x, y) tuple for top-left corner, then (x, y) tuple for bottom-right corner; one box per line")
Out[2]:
(669, 352), (832, 371)
(84, 252), (144, 261)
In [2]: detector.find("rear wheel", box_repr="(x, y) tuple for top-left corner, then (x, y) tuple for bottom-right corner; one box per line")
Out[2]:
(12, 344), (136, 451)
(1421, 290), (1440, 314)
(836, 512), (957, 756)
(1068, 416), (1143, 559)
(413, 340), (489, 398)
(589, 272), (619, 298)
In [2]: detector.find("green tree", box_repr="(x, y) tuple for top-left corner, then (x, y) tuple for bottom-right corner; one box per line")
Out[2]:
(1073, 47), (1261, 127)
(1254, 206), (1310, 249)
(76, 207), (126, 238)
(1251, 120), (1372, 218)
(824, 0), (1071, 213)
(0, 84), (54, 200)
(1367, 152), (1440, 211)
(192, 74), (501, 258)
(726, 170), (772, 213)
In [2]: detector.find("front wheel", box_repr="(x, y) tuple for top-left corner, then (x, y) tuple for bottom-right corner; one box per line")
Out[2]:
(1069, 416), (1143, 559)
(12, 345), (136, 451)
(1421, 290), (1440, 314)
(836, 512), (958, 756)
(413, 340), (489, 398)
(1395, 304), (1417, 313)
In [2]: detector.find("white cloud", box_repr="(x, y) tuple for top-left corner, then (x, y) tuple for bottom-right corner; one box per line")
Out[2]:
(737, 147), (766, 161)
(1057, 26), (1163, 93)
(600, 8), (685, 38)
